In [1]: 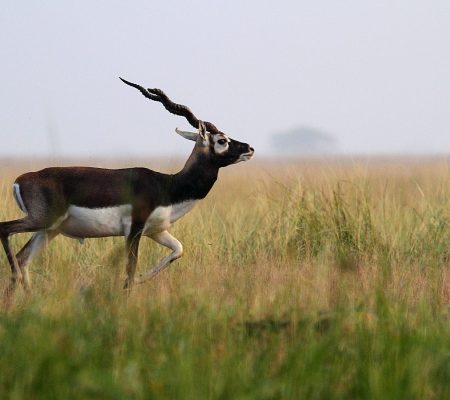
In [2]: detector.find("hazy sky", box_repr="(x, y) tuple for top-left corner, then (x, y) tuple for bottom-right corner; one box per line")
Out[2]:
(1, 1), (449, 157)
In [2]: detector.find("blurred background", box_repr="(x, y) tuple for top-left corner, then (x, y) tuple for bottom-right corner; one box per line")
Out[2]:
(0, 1), (449, 159)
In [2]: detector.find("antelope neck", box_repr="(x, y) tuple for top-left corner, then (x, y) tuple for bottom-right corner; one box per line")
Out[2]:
(169, 157), (219, 203)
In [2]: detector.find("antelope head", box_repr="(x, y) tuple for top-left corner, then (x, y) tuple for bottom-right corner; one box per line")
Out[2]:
(120, 78), (254, 167)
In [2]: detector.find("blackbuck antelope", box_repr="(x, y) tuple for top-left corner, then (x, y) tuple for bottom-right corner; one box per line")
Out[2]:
(0, 78), (254, 292)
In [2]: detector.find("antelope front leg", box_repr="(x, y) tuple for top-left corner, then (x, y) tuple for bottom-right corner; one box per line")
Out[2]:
(134, 230), (183, 285)
(123, 222), (144, 289)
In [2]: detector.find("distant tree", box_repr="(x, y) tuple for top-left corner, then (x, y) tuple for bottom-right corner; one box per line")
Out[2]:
(271, 126), (338, 154)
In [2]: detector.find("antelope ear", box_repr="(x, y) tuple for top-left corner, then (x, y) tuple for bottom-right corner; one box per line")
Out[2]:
(175, 127), (198, 142)
(198, 121), (207, 141)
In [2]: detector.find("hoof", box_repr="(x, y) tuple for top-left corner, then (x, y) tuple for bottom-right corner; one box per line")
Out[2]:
(123, 279), (134, 290)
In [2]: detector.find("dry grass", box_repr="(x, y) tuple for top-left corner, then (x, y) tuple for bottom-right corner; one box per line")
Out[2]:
(0, 157), (449, 399)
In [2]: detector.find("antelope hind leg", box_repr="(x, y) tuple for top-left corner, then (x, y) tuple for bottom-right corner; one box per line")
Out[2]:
(16, 230), (59, 289)
(1, 235), (22, 299)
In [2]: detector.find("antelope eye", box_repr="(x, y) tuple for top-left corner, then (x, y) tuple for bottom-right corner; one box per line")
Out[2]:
(217, 139), (227, 145)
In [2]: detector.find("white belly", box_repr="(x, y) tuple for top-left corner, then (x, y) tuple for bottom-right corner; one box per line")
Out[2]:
(59, 200), (197, 239)
(60, 205), (132, 238)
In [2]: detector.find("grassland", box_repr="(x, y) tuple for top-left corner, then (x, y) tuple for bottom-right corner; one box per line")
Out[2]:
(0, 157), (449, 399)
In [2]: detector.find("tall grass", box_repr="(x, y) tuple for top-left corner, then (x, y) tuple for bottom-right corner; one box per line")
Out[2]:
(0, 158), (449, 399)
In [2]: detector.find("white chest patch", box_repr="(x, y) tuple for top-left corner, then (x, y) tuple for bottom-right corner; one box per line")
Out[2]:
(143, 200), (197, 235)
